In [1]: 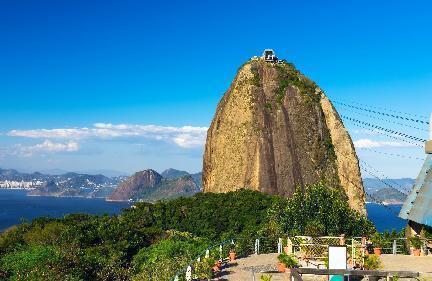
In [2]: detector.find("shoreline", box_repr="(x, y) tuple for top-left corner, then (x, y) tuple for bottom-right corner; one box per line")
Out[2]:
(0, 187), (35, 191)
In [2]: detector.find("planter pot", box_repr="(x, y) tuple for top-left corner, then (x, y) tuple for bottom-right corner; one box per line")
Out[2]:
(229, 252), (236, 261)
(373, 248), (382, 256)
(412, 248), (421, 256)
(285, 268), (292, 279)
(277, 262), (286, 273)
(368, 276), (380, 281)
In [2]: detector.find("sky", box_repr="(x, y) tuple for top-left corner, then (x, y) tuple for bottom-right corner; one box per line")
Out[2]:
(0, 0), (431, 177)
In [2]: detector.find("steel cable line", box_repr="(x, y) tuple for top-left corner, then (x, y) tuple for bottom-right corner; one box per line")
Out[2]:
(333, 100), (429, 125)
(338, 107), (428, 132)
(337, 171), (401, 217)
(342, 121), (423, 148)
(333, 146), (410, 195)
(360, 162), (411, 195)
(360, 160), (409, 193)
(329, 97), (430, 120)
(342, 115), (427, 143)
(357, 147), (425, 161)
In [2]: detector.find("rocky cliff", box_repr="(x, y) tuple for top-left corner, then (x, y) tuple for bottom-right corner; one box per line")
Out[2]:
(202, 57), (365, 214)
(108, 169), (200, 202)
(108, 169), (162, 201)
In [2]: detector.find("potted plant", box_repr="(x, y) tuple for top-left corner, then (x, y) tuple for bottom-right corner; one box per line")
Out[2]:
(363, 254), (383, 269)
(213, 259), (222, 271)
(409, 236), (422, 256)
(215, 260), (222, 270)
(229, 245), (236, 261)
(363, 254), (382, 281)
(277, 253), (299, 278)
(370, 232), (384, 256)
(283, 245), (290, 255)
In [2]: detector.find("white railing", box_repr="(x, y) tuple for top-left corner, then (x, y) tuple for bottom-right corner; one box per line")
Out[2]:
(171, 235), (431, 280)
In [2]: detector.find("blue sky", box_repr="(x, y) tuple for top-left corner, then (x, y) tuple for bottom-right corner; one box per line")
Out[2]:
(0, 0), (431, 177)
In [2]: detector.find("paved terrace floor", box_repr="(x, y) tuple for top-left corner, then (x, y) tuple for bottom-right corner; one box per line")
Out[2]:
(212, 254), (432, 280)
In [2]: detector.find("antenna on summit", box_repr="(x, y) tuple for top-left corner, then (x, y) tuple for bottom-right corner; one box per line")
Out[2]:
(262, 49), (278, 63)
(260, 49), (285, 64)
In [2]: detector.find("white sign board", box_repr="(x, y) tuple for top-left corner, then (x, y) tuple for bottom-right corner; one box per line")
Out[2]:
(328, 246), (347, 281)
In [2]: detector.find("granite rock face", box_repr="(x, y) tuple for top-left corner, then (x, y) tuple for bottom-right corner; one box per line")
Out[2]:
(202, 58), (365, 214)
(108, 169), (162, 201)
(107, 169), (201, 202)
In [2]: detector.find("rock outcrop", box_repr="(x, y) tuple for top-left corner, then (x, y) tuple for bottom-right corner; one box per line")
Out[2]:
(202, 57), (365, 214)
(108, 169), (201, 202)
(108, 169), (162, 201)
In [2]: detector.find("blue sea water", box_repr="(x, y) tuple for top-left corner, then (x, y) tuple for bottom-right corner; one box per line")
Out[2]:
(0, 190), (407, 233)
(366, 203), (406, 232)
(0, 189), (131, 232)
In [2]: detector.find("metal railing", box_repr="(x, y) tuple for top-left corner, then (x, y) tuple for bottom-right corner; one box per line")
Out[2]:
(171, 235), (431, 280)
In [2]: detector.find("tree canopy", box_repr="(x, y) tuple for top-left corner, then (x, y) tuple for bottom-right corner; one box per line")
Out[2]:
(0, 183), (374, 280)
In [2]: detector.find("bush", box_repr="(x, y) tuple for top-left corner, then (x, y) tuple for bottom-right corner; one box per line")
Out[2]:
(0, 245), (80, 281)
(363, 254), (382, 270)
(409, 236), (422, 250)
(193, 258), (214, 280)
(281, 183), (375, 237)
(277, 253), (299, 268)
(131, 231), (209, 280)
(260, 274), (273, 281)
(371, 232), (384, 248)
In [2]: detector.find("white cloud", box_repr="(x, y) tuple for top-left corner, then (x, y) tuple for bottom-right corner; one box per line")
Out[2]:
(14, 140), (79, 157)
(173, 134), (206, 148)
(8, 123), (208, 149)
(353, 138), (416, 148)
(352, 129), (380, 135)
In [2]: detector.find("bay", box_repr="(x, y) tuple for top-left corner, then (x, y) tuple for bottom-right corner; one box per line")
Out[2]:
(0, 189), (407, 233)
(366, 202), (406, 232)
(0, 189), (131, 232)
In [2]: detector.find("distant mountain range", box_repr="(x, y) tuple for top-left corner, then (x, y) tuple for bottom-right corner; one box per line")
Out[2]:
(0, 168), (202, 201)
(0, 167), (414, 204)
(363, 178), (415, 204)
(0, 168), (126, 198)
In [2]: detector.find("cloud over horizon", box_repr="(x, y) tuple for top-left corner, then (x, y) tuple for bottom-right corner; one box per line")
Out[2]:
(14, 140), (79, 157)
(8, 123), (208, 149)
(353, 138), (417, 148)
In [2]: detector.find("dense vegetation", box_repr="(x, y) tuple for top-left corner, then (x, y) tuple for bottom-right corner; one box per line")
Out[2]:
(0, 183), (374, 280)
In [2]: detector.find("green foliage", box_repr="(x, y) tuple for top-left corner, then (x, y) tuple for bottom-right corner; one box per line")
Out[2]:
(0, 245), (80, 281)
(251, 72), (261, 87)
(371, 232), (384, 248)
(423, 225), (432, 239)
(409, 236), (422, 249)
(131, 231), (208, 280)
(0, 185), (374, 280)
(281, 183), (375, 237)
(363, 254), (382, 270)
(274, 62), (320, 106)
(277, 253), (299, 268)
(193, 258), (214, 279)
(264, 102), (272, 110)
(260, 274), (273, 281)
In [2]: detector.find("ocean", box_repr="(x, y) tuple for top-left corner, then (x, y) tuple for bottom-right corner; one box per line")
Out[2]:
(0, 189), (131, 232)
(0, 189), (406, 233)
(366, 203), (406, 232)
